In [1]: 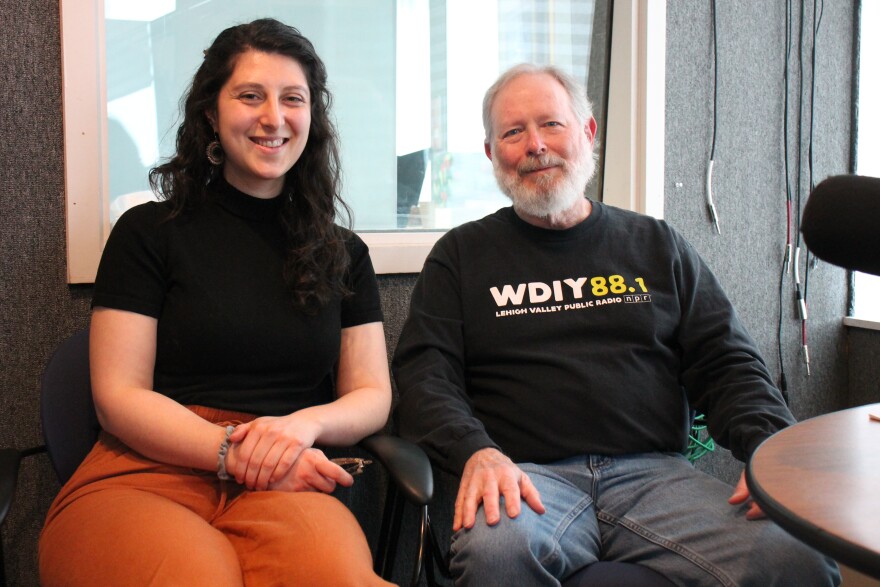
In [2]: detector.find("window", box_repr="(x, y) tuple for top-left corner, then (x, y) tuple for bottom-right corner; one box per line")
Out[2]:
(852, 0), (880, 322)
(62, 0), (665, 281)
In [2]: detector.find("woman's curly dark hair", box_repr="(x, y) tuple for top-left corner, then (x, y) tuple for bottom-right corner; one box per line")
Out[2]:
(149, 18), (351, 310)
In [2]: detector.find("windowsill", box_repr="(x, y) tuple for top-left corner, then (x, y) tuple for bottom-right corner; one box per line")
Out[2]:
(843, 316), (880, 332)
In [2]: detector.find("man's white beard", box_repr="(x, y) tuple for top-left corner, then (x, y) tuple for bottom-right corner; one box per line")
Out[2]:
(494, 149), (597, 219)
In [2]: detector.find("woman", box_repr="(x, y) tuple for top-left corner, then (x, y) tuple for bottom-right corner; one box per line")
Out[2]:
(40, 19), (394, 586)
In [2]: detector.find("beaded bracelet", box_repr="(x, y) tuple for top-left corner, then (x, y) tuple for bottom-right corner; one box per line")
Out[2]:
(217, 425), (236, 480)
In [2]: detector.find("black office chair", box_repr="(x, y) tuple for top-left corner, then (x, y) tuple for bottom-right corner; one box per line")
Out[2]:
(397, 149), (429, 228)
(561, 562), (675, 586)
(0, 329), (434, 587)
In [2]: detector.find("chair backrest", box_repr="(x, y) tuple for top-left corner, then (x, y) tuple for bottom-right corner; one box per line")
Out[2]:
(40, 329), (101, 485)
(396, 149), (429, 212)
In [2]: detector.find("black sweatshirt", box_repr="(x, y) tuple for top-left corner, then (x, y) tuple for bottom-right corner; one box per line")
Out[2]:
(393, 202), (794, 475)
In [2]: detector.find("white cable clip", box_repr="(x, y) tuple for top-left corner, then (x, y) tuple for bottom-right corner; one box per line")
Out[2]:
(706, 160), (721, 234)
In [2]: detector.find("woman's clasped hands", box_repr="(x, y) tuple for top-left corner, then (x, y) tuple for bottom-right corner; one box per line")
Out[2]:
(225, 413), (354, 493)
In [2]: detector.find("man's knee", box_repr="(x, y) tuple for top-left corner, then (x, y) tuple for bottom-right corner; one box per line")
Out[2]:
(741, 527), (840, 586)
(449, 507), (558, 582)
(452, 515), (532, 561)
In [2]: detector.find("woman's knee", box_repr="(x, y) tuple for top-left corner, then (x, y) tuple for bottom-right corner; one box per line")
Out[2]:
(218, 491), (391, 586)
(40, 490), (243, 586)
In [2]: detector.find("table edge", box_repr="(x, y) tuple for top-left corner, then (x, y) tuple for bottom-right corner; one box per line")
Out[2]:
(747, 431), (880, 579)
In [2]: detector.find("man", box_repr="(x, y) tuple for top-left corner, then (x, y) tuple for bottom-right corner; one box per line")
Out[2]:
(393, 64), (839, 586)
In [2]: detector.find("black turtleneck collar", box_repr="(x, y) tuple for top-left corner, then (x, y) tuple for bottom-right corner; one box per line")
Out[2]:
(211, 177), (286, 222)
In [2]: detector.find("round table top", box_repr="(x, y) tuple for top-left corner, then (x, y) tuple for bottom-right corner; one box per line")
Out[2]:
(747, 403), (880, 579)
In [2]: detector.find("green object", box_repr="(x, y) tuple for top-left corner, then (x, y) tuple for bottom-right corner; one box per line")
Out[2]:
(687, 413), (715, 462)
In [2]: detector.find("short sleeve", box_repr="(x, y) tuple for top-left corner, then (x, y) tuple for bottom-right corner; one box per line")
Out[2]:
(340, 231), (383, 328)
(92, 202), (170, 318)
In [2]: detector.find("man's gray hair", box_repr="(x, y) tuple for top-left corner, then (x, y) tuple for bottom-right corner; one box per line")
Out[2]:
(482, 64), (594, 143)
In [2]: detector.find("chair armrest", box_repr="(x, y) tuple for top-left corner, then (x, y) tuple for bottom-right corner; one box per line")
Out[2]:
(359, 434), (433, 506)
(0, 446), (46, 526)
(0, 449), (24, 526)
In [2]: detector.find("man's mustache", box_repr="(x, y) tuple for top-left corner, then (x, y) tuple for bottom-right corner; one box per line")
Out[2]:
(518, 155), (566, 175)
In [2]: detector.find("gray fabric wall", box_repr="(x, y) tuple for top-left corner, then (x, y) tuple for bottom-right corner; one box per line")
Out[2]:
(1, 1), (877, 585)
(667, 1), (880, 435)
(665, 0), (863, 484)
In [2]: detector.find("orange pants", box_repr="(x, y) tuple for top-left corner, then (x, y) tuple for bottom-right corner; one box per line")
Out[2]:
(39, 406), (393, 587)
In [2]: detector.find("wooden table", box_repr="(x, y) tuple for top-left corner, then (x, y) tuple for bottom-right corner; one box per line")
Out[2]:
(747, 403), (880, 579)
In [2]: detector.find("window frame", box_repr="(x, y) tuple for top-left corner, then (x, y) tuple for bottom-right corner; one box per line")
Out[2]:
(61, 0), (666, 281)
(844, 0), (880, 328)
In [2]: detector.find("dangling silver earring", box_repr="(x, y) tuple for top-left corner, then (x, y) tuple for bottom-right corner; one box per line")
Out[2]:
(206, 136), (224, 166)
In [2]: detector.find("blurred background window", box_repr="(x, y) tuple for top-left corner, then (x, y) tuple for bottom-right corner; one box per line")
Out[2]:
(853, 0), (880, 321)
(104, 0), (612, 232)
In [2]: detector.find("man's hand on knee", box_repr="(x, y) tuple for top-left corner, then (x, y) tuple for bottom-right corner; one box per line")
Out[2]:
(729, 470), (766, 520)
(453, 448), (545, 532)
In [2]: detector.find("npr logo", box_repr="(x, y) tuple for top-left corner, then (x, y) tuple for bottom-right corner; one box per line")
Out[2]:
(624, 294), (652, 303)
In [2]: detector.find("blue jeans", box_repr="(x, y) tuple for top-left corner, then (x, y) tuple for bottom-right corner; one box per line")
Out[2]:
(448, 453), (840, 587)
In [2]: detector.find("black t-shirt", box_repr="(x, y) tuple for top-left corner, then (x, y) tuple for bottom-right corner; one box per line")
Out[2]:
(93, 179), (383, 416)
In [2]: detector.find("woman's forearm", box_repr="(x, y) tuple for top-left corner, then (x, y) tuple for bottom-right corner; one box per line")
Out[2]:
(96, 385), (229, 471)
(299, 384), (391, 446)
